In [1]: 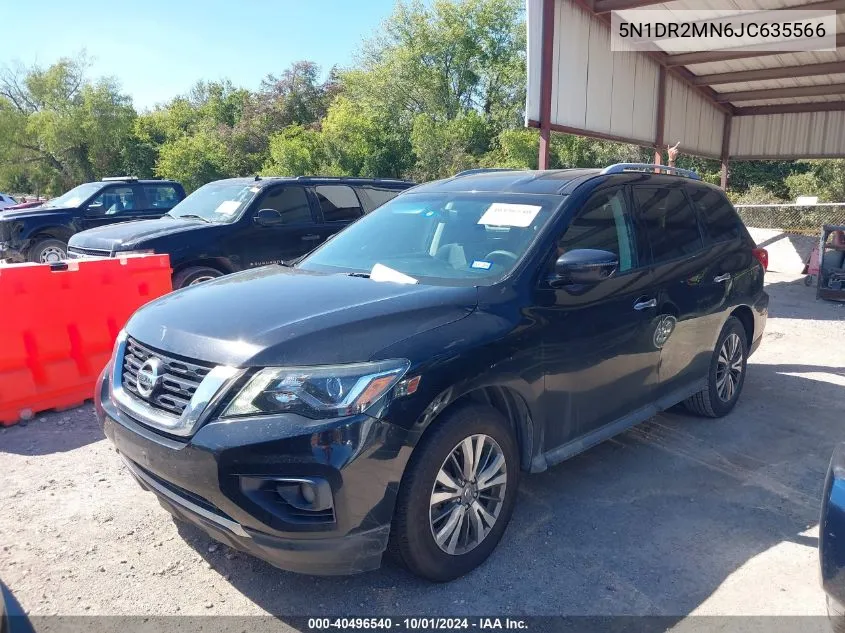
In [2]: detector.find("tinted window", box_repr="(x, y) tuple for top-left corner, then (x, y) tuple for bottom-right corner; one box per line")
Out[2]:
(258, 186), (312, 224)
(315, 185), (363, 222)
(87, 186), (135, 216)
(558, 188), (636, 272)
(144, 185), (180, 210)
(356, 186), (403, 213)
(634, 187), (703, 264)
(687, 186), (740, 243)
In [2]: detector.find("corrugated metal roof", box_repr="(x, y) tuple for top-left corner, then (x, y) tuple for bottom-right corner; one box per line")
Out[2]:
(527, 0), (845, 161)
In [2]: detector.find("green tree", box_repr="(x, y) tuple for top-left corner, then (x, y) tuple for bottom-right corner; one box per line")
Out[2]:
(155, 127), (229, 192)
(0, 57), (141, 194)
(263, 124), (326, 176)
(784, 160), (845, 202)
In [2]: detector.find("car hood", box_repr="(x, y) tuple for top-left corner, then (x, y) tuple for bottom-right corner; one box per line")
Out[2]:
(0, 206), (74, 221)
(69, 217), (211, 250)
(125, 266), (478, 367)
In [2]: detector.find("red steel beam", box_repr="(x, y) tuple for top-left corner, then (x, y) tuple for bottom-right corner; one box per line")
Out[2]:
(693, 61), (845, 86)
(594, 0), (666, 12)
(666, 33), (845, 67)
(720, 113), (732, 190)
(715, 82), (845, 103)
(538, 0), (557, 170)
(654, 66), (667, 164)
(734, 100), (845, 115)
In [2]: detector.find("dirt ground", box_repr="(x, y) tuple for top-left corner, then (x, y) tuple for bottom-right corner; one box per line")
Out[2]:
(1, 271), (844, 623)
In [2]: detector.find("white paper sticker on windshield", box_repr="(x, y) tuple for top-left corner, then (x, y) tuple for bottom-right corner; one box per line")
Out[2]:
(215, 200), (242, 215)
(478, 203), (541, 228)
(370, 263), (419, 285)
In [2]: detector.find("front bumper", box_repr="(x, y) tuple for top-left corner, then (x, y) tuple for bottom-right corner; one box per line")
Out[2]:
(821, 443), (845, 605)
(95, 367), (411, 575)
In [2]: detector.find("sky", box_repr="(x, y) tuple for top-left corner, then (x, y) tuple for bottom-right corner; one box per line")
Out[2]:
(0, 0), (399, 110)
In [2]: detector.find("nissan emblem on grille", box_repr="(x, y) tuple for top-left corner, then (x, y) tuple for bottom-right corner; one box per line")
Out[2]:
(136, 357), (164, 399)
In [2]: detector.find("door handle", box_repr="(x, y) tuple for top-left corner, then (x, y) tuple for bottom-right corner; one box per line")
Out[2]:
(714, 273), (731, 283)
(301, 234), (321, 241)
(633, 298), (657, 311)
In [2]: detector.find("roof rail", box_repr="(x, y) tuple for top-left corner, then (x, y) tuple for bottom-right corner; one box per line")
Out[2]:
(453, 168), (517, 178)
(600, 163), (700, 180)
(101, 176), (138, 182)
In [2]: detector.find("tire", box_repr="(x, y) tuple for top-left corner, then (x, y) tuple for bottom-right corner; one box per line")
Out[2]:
(389, 403), (519, 582)
(27, 238), (68, 264)
(172, 266), (223, 289)
(683, 316), (748, 418)
(827, 595), (845, 633)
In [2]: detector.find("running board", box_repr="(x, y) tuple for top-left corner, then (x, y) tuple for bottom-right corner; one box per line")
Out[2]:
(531, 379), (706, 472)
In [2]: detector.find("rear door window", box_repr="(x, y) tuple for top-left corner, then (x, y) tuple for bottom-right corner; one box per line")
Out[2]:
(143, 184), (180, 211)
(633, 187), (703, 264)
(256, 186), (313, 224)
(314, 185), (363, 222)
(686, 186), (741, 243)
(355, 185), (403, 213)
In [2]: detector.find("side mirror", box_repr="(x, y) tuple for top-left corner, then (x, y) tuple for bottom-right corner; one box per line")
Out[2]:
(254, 208), (283, 227)
(551, 249), (618, 287)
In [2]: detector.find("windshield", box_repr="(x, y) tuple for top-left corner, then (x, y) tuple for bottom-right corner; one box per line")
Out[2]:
(42, 183), (103, 209)
(167, 181), (257, 223)
(298, 192), (563, 286)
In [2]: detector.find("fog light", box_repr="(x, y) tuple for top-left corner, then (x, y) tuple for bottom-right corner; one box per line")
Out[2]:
(301, 482), (316, 504)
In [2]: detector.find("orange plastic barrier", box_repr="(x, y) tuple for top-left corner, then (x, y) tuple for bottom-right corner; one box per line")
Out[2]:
(0, 255), (172, 426)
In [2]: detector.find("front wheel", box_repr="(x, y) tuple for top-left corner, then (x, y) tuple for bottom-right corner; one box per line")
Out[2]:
(28, 238), (68, 264)
(389, 404), (519, 582)
(172, 266), (223, 289)
(683, 316), (748, 418)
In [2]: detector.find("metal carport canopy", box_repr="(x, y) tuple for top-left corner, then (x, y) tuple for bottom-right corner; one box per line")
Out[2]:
(525, 0), (845, 187)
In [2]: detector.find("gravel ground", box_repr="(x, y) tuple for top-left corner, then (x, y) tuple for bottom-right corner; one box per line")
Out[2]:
(1, 271), (844, 623)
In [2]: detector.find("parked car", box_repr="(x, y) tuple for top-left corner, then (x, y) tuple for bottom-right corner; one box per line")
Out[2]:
(0, 177), (185, 264)
(69, 176), (415, 288)
(821, 443), (845, 631)
(0, 194), (16, 210)
(95, 165), (768, 581)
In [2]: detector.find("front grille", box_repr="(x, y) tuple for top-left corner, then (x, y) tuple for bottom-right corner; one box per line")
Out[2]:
(122, 337), (212, 416)
(68, 246), (111, 258)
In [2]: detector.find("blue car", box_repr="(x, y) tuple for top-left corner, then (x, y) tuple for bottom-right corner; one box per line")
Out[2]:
(822, 443), (845, 629)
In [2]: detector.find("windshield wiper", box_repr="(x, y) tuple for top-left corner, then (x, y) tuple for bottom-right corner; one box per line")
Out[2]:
(175, 214), (210, 223)
(347, 272), (371, 278)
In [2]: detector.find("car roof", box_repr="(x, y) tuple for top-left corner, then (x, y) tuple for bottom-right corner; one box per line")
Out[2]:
(411, 169), (602, 195)
(410, 166), (715, 196)
(213, 176), (416, 190)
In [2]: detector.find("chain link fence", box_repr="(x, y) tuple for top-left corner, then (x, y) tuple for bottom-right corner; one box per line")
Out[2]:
(735, 203), (845, 235)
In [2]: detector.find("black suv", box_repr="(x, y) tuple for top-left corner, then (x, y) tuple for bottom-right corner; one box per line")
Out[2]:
(95, 165), (768, 581)
(69, 176), (415, 288)
(0, 177), (185, 264)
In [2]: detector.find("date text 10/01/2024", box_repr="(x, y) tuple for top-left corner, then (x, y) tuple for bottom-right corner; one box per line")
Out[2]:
(307, 618), (529, 630)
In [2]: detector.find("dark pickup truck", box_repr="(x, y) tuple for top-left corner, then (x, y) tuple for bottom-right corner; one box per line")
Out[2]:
(68, 176), (415, 288)
(0, 177), (185, 264)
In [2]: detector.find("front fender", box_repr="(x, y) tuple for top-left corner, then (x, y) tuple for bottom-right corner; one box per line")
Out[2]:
(375, 309), (545, 471)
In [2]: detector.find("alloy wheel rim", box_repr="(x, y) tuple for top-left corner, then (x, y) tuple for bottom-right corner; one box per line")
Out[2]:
(429, 434), (507, 556)
(189, 275), (216, 286)
(40, 246), (66, 263)
(716, 332), (743, 402)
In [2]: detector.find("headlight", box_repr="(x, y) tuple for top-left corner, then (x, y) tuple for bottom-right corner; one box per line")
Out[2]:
(223, 359), (410, 419)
